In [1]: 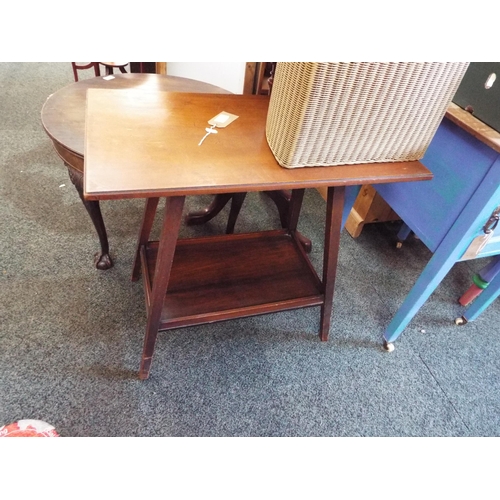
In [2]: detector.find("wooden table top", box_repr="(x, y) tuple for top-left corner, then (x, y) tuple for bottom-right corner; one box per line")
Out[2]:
(41, 73), (230, 159)
(84, 89), (432, 200)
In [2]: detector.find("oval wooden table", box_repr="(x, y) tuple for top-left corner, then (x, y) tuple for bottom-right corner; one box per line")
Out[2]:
(41, 73), (230, 269)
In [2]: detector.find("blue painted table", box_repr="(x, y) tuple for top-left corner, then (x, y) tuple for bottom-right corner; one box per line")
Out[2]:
(375, 103), (500, 350)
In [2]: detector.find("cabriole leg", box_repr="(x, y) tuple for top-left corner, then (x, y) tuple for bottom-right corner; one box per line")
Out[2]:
(67, 166), (112, 270)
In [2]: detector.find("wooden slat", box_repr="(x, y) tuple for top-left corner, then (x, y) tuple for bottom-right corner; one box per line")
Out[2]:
(446, 102), (500, 154)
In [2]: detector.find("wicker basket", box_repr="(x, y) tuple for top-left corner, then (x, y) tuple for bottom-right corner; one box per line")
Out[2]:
(266, 62), (469, 168)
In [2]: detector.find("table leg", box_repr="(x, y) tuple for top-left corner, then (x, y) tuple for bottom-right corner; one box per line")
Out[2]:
(396, 223), (413, 248)
(226, 192), (247, 234)
(286, 189), (305, 232)
(66, 165), (113, 270)
(265, 190), (290, 227)
(459, 271), (500, 323)
(266, 190), (312, 252)
(132, 197), (160, 281)
(383, 174), (500, 348)
(185, 193), (233, 226)
(320, 186), (346, 341)
(458, 256), (500, 306)
(187, 190), (313, 251)
(139, 196), (185, 380)
(383, 241), (479, 346)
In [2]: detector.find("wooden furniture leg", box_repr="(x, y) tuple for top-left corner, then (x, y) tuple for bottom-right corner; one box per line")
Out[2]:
(320, 186), (346, 341)
(265, 190), (290, 227)
(185, 193), (233, 226)
(132, 197), (160, 281)
(139, 196), (185, 380)
(266, 190), (312, 252)
(344, 184), (401, 239)
(71, 62), (100, 82)
(186, 188), (312, 249)
(100, 62), (129, 75)
(286, 189), (305, 232)
(185, 192), (247, 234)
(226, 192), (247, 233)
(66, 165), (112, 270)
(186, 186), (315, 248)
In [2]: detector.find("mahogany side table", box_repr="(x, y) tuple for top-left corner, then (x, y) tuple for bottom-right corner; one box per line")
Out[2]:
(84, 89), (432, 379)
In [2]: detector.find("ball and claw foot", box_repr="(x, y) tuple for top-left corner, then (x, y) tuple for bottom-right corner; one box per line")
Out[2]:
(383, 340), (395, 352)
(454, 316), (468, 326)
(94, 252), (113, 270)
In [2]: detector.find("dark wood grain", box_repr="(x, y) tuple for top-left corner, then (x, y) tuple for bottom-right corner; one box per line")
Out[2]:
(84, 91), (433, 201)
(41, 74), (230, 270)
(142, 231), (323, 330)
(42, 74), (230, 171)
(83, 86), (433, 379)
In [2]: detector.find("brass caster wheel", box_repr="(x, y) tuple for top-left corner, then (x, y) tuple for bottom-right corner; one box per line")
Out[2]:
(383, 341), (395, 352)
(396, 241), (403, 249)
(454, 316), (467, 326)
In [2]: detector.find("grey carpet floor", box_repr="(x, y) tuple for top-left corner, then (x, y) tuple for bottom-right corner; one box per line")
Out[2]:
(1, 63), (500, 437)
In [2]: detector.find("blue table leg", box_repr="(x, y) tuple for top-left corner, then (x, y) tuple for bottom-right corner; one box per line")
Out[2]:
(383, 164), (500, 348)
(396, 223), (413, 247)
(457, 270), (500, 323)
(458, 255), (500, 306)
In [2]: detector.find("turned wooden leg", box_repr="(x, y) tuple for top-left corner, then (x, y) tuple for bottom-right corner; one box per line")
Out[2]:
(66, 165), (113, 270)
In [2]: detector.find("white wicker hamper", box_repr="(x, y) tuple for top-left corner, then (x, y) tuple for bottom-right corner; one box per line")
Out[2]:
(265, 62), (469, 168)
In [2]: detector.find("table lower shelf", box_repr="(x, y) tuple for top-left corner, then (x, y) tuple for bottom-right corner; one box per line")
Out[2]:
(140, 230), (324, 330)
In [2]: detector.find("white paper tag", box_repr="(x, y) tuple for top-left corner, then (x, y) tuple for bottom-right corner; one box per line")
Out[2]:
(208, 112), (238, 128)
(461, 232), (493, 260)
